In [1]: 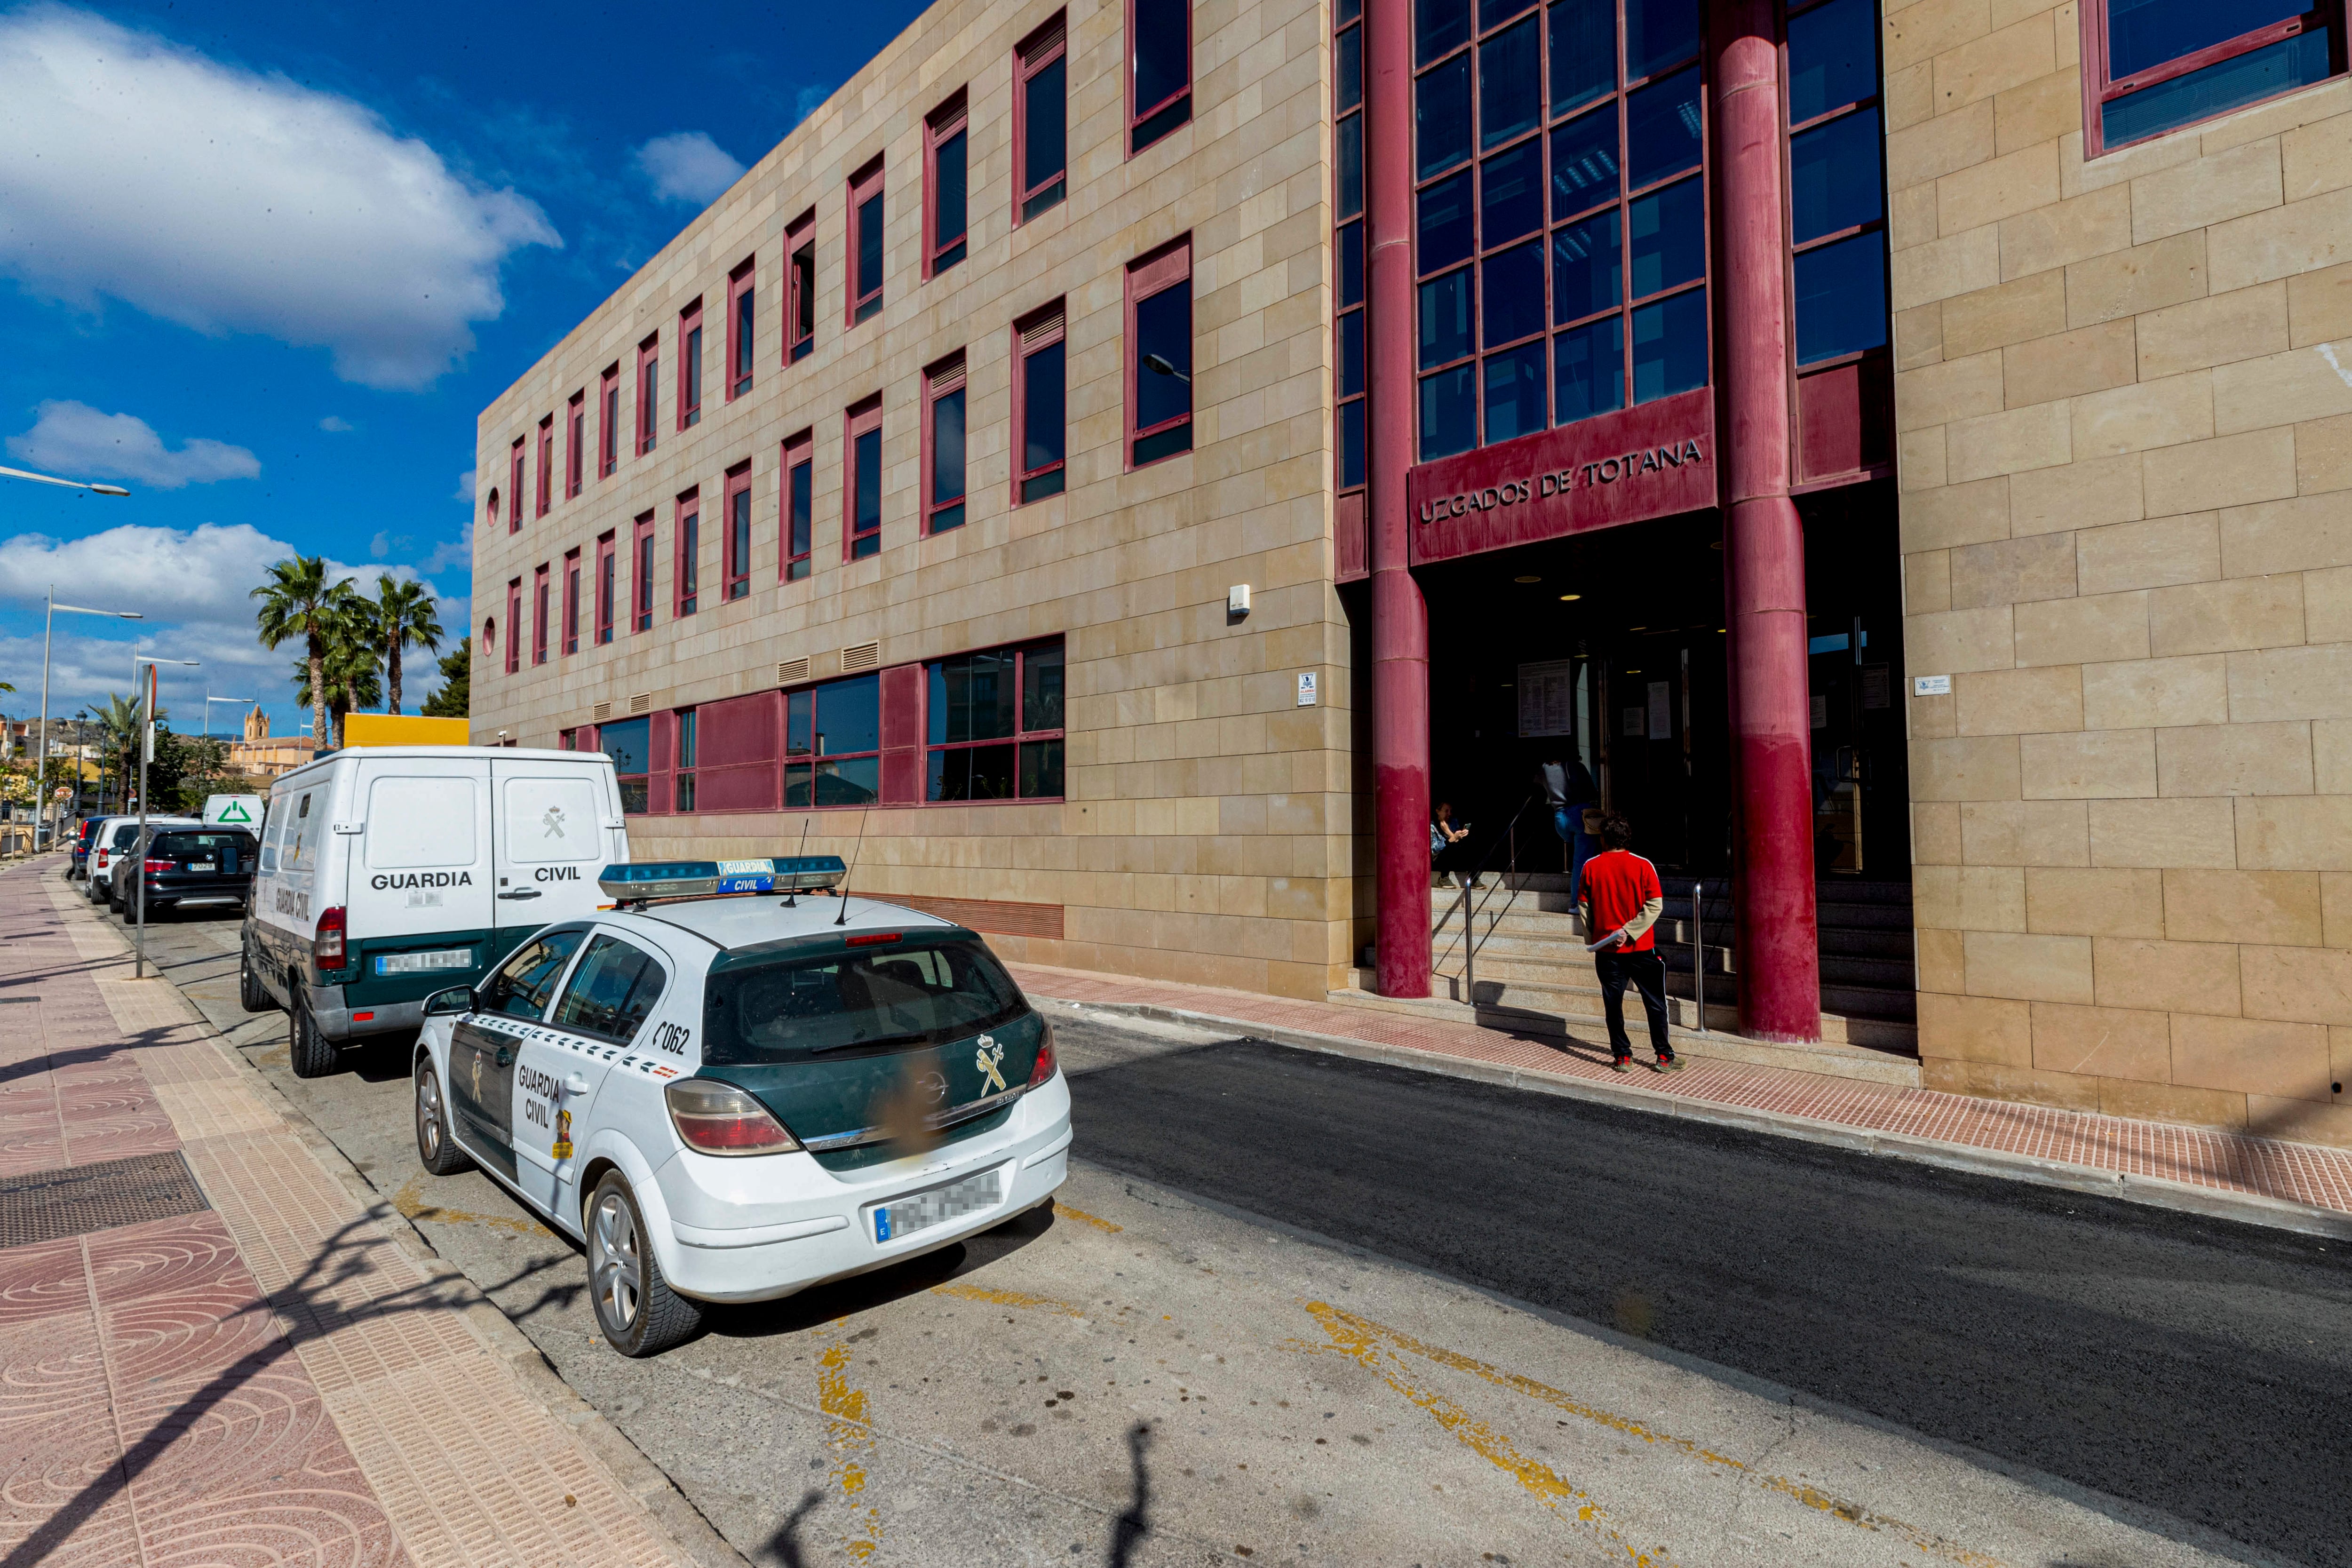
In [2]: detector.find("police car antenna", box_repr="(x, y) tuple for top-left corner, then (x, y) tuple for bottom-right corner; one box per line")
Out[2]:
(832, 807), (871, 926)
(783, 819), (810, 906)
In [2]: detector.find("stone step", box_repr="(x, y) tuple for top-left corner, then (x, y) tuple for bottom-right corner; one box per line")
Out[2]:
(1397, 966), (1920, 1052)
(1436, 946), (1916, 1019)
(1427, 905), (1916, 967)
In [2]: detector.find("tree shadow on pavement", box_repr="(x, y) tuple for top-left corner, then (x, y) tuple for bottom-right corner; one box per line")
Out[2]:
(1107, 1421), (1154, 1568)
(760, 1488), (826, 1568)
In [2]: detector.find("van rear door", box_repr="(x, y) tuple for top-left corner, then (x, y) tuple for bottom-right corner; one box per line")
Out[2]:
(345, 756), (497, 999)
(492, 758), (624, 940)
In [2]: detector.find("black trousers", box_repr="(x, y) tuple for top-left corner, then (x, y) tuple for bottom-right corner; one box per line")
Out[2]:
(1595, 947), (1671, 1059)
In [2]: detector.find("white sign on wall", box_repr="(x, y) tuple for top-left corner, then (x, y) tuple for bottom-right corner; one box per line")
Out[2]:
(1914, 674), (1951, 696)
(1295, 671), (1318, 707)
(1516, 660), (1575, 737)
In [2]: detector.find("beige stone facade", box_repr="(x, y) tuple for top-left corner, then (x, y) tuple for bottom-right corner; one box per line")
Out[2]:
(471, 0), (1350, 998)
(1891, 0), (2352, 1144)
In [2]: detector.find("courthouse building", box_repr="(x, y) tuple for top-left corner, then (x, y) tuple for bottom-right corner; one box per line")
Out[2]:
(475, 0), (2352, 1147)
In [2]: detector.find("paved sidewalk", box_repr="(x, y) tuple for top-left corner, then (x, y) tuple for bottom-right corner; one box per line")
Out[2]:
(1005, 960), (2352, 1226)
(0, 858), (700, 1568)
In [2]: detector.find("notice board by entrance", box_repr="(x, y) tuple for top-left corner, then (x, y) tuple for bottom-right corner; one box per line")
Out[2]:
(1406, 389), (1716, 566)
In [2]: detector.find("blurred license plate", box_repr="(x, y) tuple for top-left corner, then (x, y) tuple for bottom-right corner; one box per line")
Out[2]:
(189, 863), (216, 873)
(376, 949), (472, 976)
(872, 1169), (1002, 1243)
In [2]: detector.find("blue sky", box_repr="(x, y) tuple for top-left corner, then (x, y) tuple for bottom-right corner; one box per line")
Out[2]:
(0, 0), (926, 736)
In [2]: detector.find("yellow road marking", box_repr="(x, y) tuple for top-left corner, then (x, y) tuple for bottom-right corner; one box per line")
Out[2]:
(389, 1178), (556, 1239)
(1052, 1199), (1123, 1233)
(817, 1325), (883, 1560)
(930, 1282), (1089, 1317)
(1302, 1303), (2003, 1568)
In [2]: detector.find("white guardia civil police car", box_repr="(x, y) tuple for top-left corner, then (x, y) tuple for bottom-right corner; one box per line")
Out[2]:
(411, 854), (1071, 1356)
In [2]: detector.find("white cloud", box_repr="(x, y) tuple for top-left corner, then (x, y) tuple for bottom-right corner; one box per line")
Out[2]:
(632, 131), (746, 207)
(453, 468), (477, 502)
(421, 519), (474, 576)
(794, 85), (834, 124)
(0, 6), (560, 389)
(318, 415), (354, 433)
(369, 532), (391, 558)
(0, 521), (455, 631)
(6, 400), (259, 490)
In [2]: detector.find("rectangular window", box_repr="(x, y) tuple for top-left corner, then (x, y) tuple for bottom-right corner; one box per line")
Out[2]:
(1014, 301), (1068, 502)
(562, 548), (581, 656)
(636, 334), (660, 454)
(1127, 237), (1193, 468)
(1129, 0), (1193, 154)
(724, 461), (753, 599)
(602, 716), (650, 813)
(675, 489), (700, 617)
(925, 353), (968, 533)
(1016, 15), (1070, 221)
(926, 92), (969, 277)
(632, 511), (656, 632)
(599, 365), (620, 477)
(728, 258), (756, 399)
(926, 639), (1065, 802)
(596, 531), (617, 645)
(1335, 0), (1368, 493)
(566, 392), (586, 498)
(781, 430), (814, 581)
(787, 210), (817, 363)
(1411, 0), (1710, 459)
(1787, 0), (1887, 366)
(508, 438), (525, 533)
(675, 708), (698, 812)
(786, 673), (882, 807)
(2084, 0), (2343, 154)
(845, 395), (883, 560)
(536, 416), (554, 517)
(848, 159), (885, 326)
(505, 579), (522, 674)
(532, 565), (550, 666)
(678, 300), (704, 429)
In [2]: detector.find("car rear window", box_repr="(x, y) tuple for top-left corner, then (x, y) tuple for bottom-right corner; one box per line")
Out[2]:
(702, 938), (1026, 1064)
(152, 831), (257, 869)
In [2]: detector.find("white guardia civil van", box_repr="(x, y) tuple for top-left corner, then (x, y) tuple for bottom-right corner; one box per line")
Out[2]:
(410, 854), (1071, 1357)
(240, 746), (629, 1078)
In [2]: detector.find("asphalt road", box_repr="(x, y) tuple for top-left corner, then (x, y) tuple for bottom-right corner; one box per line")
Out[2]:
(101, 886), (2346, 1568)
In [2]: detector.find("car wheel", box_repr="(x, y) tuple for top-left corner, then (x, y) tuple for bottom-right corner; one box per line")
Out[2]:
(288, 995), (336, 1079)
(413, 1059), (471, 1175)
(238, 945), (276, 1014)
(586, 1172), (702, 1358)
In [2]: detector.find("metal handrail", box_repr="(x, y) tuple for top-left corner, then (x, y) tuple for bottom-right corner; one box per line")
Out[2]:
(1432, 793), (1539, 999)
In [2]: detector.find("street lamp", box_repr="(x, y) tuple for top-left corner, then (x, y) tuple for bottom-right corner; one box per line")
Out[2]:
(32, 588), (143, 853)
(130, 655), (198, 980)
(1144, 352), (1191, 385)
(1, 464), (130, 498)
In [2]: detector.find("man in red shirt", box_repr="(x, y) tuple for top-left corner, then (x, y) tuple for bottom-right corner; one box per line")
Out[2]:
(1577, 813), (1680, 1072)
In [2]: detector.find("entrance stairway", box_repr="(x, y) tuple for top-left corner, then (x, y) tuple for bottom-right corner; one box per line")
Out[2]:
(1334, 873), (1920, 1087)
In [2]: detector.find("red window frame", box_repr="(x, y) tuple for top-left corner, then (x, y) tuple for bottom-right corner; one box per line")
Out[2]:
(923, 637), (1068, 803)
(2079, 0), (2345, 156)
(675, 487), (701, 617)
(847, 157), (886, 327)
(636, 334), (660, 454)
(1015, 13), (1069, 223)
(673, 706), (699, 813)
(1333, 0), (1366, 495)
(532, 564), (551, 665)
(507, 438), (525, 533)
(728, 256), (756, 400)
(595, 530), (617, 645)
(536, 416), (554, 517)
(1125, 236), (1193, 470)
(786, 209), (817, 364)
(562, 547), (581, 656)
(598, 365), (620, 477)
(922, 351), (968, 534)
(783, 674), (884, 810)
(781, 429), (814, 582)
(1013, 300), (1068, 503)
(924, 90), (969, 279)
(844, 394), (884, 560)
(678, 300), (704, 430)
(504, 579), (521, 674)
(723, 460), (753, 600)
(485, 486), (501, 535)
(631, 511), (656, 632)
(1126, 0), (1193, 156)
(566, 392), (586, 498)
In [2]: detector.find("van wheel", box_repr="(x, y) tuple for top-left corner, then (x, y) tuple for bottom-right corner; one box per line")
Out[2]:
(288, 998), (336, 1079)
(238, 946), (275, 1014)
(413, 1060), (471, 1175)
(586, 1172), (702, 1358)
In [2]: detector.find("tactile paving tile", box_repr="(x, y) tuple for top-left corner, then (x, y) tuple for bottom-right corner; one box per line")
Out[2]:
(0, 1152), (209, 1248)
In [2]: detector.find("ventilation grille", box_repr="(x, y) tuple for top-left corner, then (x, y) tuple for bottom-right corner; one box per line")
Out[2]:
(1020, 306), (1066, 347)
(591, 701), (612, 722)
(627, 692), (652, 714)
(929, 356), (965, 391)
(1023, 15), (1066, 59)
(778, 657), (810, 685)
(841, 642), (880, 673)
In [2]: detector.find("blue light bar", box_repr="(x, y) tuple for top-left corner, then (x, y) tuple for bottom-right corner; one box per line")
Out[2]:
(598, 855), (846, 906)
(714, 855), (848, 894)
(598, 861), (719, 903)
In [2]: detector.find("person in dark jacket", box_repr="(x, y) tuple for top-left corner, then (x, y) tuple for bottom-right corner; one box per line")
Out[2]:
(1535, 754), (1601, 900)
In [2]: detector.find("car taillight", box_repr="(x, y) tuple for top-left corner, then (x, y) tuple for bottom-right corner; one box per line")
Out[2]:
(666, 1079), (803, 1156)
(1028, 1024), (1058, 1087)
(313, 907), (347, 969)
(144, 859), (173, 873)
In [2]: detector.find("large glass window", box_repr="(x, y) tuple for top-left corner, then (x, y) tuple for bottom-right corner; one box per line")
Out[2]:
(1131, 0), (1192, 153)
(675, 707), (698, 812)
(926, 640), (1065, 802)
(1787, 0), (1886, 366)
(602, 716), (651, 813)
(2090, 0), (2340, 152)
(786, 673), (881, 807)
(1129, 241), (1193, 468)
(1019, 16), (1070, 221)
(1412, 0), (1708, 458)
(1335, 0), (1368, 492)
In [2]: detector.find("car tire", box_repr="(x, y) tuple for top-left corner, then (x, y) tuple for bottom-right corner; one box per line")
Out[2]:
(413, 1059), (472, 1176)
(288, 995), (336, 1079)
(238, 945), (276, 1014)
(586, 1172), (702, 1358)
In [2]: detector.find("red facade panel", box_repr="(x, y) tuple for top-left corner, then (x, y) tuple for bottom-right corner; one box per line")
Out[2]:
(880, 663), (923, 804)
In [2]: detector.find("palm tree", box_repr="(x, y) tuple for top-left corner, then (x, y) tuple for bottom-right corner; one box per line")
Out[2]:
(92, 694), (150, 811)
(292, 599), (383, 748)
(253, 557), (358, 747)
(370, 574), (444, 715)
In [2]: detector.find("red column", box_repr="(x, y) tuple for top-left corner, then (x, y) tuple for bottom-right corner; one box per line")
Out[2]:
(1711, 0), (1820, 1042)
(1367, 0), (1430, 998)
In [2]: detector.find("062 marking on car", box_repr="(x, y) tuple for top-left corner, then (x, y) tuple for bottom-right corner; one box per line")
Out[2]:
(652, 1021), (691, 1055)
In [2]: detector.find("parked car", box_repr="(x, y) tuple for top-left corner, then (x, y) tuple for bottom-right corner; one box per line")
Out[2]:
(412, 853), (1069, 1357)
(69, 819), (102, 880)
(91, 817), (200, 909)
(121, 826), (260, 920)
(241, 745), (630, 1077)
